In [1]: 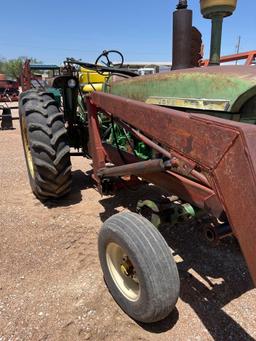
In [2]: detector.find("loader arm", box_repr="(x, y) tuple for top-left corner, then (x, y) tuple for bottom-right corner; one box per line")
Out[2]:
(87, 92), (256, 286)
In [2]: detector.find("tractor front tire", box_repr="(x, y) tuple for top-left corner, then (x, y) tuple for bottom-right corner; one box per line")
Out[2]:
(19, 90), (72, 201)
(98, 212), (180, 323)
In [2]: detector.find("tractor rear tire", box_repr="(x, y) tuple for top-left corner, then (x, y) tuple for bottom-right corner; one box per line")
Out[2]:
(19, 89), (72, 201)
(98, 212), (180, 323)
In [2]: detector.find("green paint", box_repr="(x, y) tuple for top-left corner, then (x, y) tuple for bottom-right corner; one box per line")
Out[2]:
(107, 123), (152, 160)
(48, 88), (61, 107)
(136, 199), (198, 228)
(108, 66), (256, 113)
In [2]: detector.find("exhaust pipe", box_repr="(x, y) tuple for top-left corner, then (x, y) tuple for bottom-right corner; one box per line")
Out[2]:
(171, 1), (192, 70)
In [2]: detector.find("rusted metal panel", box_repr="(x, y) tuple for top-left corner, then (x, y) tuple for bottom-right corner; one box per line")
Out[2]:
(86, 97), (106, 188)
(113, 117), (210, 187)
(143, 171), (221, 215)
(103, 143), (221, 215)
(90, 92), (238, 170)
(213, 134), (256, 287)
(191, 26), (203, 67)
(89, 92), (256, 285)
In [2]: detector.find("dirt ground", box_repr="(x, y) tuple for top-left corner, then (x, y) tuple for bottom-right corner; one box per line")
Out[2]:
(0, 113), (256, 341)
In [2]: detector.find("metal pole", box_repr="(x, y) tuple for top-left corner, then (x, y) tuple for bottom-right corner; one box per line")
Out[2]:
(209, 15), (223, 66)
(235, 35), (241, 65)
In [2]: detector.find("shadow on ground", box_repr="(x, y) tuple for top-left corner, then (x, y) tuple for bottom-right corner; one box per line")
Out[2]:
(43, 170), (95, 208)
(137, 308), (179, 333)
(41, 171), (254, 339)
(98, 184), (255, 339)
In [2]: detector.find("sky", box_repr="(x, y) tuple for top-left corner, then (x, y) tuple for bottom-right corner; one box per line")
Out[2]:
(0, 0), (255, 65)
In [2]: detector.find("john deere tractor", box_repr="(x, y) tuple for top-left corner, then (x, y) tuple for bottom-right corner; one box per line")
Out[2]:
(19, 50), (138, 199)
(19, 0), (256, 324)
(20, 0), (252, 202)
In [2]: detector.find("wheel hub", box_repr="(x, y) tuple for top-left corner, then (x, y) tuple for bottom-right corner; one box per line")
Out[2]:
(106, 242), (140, 301)
(120, 256), (138, 283)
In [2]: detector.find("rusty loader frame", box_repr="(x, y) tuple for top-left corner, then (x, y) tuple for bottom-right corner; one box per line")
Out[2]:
(203, 50), (256, 66)
(86, 91), (256, 287)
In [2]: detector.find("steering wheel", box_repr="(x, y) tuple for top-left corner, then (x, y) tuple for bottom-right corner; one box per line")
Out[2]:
(95, 50), (124, 71)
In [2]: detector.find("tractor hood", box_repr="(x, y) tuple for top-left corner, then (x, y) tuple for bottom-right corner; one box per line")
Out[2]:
(107, 65), (256, 112)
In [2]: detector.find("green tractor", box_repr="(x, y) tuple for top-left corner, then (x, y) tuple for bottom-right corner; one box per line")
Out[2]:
(19, 52), (138, 199)
(19, 0), (256, 324)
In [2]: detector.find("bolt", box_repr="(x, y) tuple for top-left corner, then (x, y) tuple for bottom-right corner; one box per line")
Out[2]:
(171, 157), (180, 168)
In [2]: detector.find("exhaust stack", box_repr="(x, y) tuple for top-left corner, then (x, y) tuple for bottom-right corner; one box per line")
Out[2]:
(171, 1), (193, 70)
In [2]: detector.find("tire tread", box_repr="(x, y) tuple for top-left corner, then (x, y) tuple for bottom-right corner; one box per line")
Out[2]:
(19, 89), (71, 200)
(98, 212), (180, 323)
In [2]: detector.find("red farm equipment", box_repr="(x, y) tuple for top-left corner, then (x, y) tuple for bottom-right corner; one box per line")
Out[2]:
(0, 74), (19, 102)
(18, 0), (256, 324)
(203, 50), (256, 66)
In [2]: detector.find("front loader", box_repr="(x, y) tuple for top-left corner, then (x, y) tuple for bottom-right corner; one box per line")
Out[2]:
(19, 0), (256, 324)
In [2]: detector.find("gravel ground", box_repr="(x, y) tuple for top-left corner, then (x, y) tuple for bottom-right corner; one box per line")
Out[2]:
(0, 113), (256, 341)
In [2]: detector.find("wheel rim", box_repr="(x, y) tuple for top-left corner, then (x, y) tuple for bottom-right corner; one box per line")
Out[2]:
(106, 242), (140, 302)
(21, 116), (35, 178)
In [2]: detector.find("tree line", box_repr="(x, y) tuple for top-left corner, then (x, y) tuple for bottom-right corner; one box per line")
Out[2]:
(0, 57), (41, 81)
